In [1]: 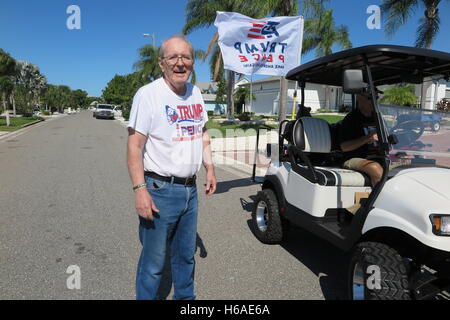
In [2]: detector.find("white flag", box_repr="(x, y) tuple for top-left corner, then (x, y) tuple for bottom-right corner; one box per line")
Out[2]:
(214, 11), (303, 76)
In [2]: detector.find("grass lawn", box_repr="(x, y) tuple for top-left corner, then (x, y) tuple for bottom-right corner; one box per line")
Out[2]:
(0, 116), (44, 132)
(205, 114), (345, 138)
(312, 114), (345, 123)
(205, 119), (278, 137)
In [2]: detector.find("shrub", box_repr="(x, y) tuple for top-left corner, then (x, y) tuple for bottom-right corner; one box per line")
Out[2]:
(238, 112), (253, 121)
(42, 111), (50, 116)
(338, 105), (352, 113)
(207, 110), (214, 117)
(437, 98), (450, 112)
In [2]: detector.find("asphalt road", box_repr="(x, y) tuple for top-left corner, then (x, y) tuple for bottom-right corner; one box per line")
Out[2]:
(0, 111), (348, 300)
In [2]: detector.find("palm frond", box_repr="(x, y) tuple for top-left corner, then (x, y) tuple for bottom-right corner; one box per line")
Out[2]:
(381, 0), (419, 37)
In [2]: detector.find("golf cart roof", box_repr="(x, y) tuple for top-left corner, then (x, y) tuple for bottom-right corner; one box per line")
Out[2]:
(286, 45), (450, 86)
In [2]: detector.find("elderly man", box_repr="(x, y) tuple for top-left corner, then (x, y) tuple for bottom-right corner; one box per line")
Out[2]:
(338, 92), (383, 187)
(127, 35), (217, 300)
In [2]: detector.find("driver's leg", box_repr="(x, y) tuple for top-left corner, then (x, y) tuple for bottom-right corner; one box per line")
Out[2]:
(343, 158), (383, 187)
(356, 159), (383, 187)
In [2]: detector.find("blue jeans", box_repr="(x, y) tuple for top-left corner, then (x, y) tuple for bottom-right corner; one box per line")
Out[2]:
(135, 176), (198, 300)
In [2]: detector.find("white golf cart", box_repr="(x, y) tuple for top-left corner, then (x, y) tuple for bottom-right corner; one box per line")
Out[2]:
(252, 45), (450, 300)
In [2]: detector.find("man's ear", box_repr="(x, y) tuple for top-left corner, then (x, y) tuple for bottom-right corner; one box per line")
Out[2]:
(158, 58), (164, 72)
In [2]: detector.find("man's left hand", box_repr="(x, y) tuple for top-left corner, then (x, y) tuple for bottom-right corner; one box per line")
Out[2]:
(205, 169), (217, 195)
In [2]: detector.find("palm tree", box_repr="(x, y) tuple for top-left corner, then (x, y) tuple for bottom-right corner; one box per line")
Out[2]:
(380, 84), (418, 106)
(381, 0), (448, 49)
(190, 49), (207, 84)
(15, 61), (41, 114)
(0, 76), (14, 125)
(301, 0), (352, 110)
(234, 85), (256, 114)
(0, 49), (16, 124)
(133, 44), (162, 83)
(381, 0), (448, 110)
(0, 49), (16, 77)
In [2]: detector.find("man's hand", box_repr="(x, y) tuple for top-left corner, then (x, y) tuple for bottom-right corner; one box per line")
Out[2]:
(135, 188), (159, 220)
(205, 168), (217, 195)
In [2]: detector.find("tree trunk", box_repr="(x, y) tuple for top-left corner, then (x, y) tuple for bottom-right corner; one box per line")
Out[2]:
(278, 77), (288, 121)
(325, 85), (331, 110)
(12, 89), (16, 116)
(3, 92), (10, 126)
(227, 70), (235, 119)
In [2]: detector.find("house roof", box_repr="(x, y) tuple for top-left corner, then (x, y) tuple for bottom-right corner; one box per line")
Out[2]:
(196, 82), (218, 93)
(237, 76), (292, 86)
(202, 93), (220, 102)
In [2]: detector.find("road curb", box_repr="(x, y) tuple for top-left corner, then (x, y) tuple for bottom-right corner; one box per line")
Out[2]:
(0, 115), (66, 142)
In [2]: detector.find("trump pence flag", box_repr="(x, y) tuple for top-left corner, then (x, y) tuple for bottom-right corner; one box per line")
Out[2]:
(214, 11), (304, 76)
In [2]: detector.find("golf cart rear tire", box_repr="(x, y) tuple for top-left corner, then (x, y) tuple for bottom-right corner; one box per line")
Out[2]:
(348, 242), (411, 300)
(252, 189), (284, 244)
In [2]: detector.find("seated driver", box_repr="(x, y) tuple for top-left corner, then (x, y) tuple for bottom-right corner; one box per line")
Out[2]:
(338, 92), (383, 187)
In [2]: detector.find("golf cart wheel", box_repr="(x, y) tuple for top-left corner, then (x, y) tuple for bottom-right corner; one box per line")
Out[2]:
(432, 122), (440, 132)
(252, 189), (284, 244)
(348, 242), (411, 300)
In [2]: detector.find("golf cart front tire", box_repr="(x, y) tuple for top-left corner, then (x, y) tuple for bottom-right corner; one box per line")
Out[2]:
(348, 242), (411, 300)
(252, 189), (285, 244)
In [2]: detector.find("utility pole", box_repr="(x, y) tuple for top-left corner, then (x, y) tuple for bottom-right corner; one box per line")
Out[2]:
(143, 33), (156, 47)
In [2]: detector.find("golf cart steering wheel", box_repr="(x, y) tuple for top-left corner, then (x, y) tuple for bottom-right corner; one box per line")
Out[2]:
(390, 120), (425, 146)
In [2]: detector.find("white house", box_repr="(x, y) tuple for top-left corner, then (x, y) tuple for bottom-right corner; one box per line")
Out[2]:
(238, 76), (345, 115)
(238, 76), (450, 115)
(196, 77), (251, 115)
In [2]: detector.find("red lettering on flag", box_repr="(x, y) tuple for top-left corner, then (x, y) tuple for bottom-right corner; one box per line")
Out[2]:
(247, 34), (265, 39)
(239, 55), (248, 62)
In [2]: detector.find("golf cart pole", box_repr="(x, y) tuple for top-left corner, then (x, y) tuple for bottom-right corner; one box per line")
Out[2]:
(291, 86), (298, 120)
(251, 128), (260, 182)
(296, 81), (306, 119)
(364, 62), (389, 151)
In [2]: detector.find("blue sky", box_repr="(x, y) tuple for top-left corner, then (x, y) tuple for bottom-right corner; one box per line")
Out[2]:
(1, 0), (449, 97)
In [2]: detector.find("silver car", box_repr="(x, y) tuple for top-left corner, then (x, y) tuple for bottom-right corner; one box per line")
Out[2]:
(94, 104), (115, 119)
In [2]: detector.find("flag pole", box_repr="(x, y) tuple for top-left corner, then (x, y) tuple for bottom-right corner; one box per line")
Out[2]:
(249, 73), (253, 113)
(292, 16), (304, 120)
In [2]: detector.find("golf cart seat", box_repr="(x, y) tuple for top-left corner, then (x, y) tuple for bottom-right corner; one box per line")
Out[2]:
(290, 117), (371, 187)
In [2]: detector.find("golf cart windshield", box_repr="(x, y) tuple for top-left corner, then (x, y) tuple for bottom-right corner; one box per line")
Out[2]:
(379, 103), (450, 173)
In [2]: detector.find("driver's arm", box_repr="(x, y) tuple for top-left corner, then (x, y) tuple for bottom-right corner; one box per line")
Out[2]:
(340, 132), (378, 152)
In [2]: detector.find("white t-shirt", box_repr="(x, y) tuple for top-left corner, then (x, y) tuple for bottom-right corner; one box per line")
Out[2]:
(127, 78), (208, 178)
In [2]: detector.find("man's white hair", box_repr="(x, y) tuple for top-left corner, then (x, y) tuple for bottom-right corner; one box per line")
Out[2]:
(159, 35), (194, 59)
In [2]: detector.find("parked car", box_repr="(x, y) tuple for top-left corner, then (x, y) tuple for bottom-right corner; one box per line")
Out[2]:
(33, 107), (41, 116)
(396, 113), (444, 132)
(93, 104), (115, 119)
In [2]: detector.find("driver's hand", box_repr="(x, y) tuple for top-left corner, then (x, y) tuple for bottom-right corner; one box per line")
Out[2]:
(367, 132), (378, 143)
